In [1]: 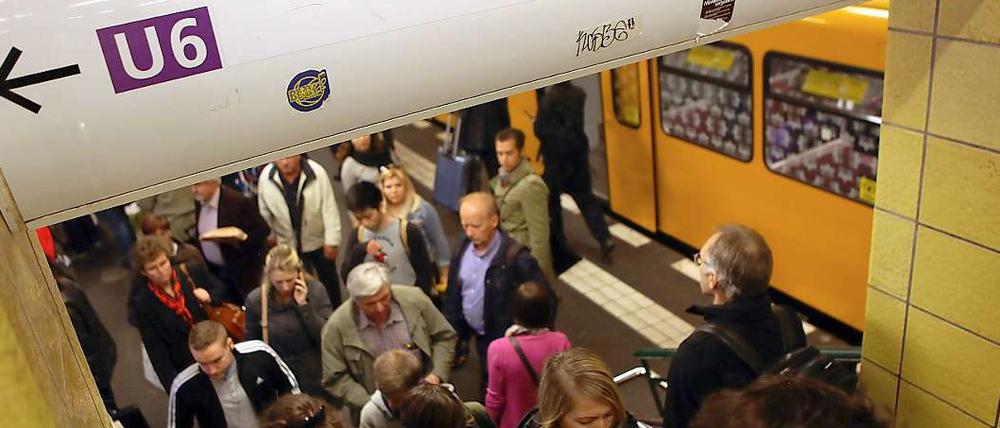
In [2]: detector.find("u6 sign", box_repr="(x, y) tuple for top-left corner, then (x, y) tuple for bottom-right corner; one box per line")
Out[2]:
(95, 7), (222, 94)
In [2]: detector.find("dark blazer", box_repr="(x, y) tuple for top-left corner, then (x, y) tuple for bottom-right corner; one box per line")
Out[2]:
(195, 186), (271, 298)
(664, 295), (807, 428)
(168, 340), (300, 428)
(128, 263), (225, 389)
(443, 232), (551, 344)
(59, 276), (118, 411)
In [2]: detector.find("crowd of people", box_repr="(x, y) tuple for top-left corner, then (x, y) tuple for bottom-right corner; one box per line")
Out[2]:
(47, 91), (892, 428)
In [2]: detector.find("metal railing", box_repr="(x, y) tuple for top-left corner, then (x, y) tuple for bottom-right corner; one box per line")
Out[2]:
(616, 346), (862, 427)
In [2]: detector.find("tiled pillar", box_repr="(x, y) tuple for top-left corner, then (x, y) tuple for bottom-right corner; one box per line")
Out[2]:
(860, 1), (1000, 427)
(0, 169), (110, 427)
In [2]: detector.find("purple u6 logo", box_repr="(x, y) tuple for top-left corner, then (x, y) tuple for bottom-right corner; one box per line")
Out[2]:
(96, 7), (222, 94)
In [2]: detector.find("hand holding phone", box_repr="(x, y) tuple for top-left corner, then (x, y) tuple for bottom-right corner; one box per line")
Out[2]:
(293, 271), (308, 306)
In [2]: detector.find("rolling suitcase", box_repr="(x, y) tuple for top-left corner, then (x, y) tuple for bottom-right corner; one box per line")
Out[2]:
(433, 115), (472, 211)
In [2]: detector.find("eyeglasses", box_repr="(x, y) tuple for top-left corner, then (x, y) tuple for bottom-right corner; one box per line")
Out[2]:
(694, 252), (705, 267)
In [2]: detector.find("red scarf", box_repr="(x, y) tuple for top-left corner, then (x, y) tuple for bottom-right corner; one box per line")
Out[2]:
(148, 270), (194, 327)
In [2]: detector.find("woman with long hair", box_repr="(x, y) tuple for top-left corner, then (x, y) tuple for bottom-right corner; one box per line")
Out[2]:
(337, 131), (398, 190)
(379, 166), (451, 286)
(245, 245), (333, 396)
(520, 348), (645, 428)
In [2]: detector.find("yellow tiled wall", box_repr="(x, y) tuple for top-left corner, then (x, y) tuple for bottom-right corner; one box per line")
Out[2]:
(860, 1), (1000, 427)
(0, 171), (111, 426)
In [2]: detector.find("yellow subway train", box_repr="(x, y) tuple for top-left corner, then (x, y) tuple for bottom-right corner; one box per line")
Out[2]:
(451, 2), (888, 332)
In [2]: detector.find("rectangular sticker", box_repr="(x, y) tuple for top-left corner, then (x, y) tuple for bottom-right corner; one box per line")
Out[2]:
(701, 0), (736, 22)
(96, 7), (223, 94)
(800, 69), (869, 103)
(686, 45), (736, 71)
(858, 176), (877, 204)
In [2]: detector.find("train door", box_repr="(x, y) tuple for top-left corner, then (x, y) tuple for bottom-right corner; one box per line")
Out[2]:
(573, 74), (609, 199)
(600, 62), (657, 231)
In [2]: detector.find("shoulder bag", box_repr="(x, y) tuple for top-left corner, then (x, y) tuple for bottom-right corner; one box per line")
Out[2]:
(178, 263), (246, 342)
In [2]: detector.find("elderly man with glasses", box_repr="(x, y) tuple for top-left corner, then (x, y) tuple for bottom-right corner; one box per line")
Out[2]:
(665, 224), (807, 428)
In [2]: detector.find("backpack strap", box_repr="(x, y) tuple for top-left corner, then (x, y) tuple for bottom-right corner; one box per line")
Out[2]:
(358, 218), (410, 257)
(696, 323), (764, 375)
(399, 218), (409, 256)
(508, 336), (541, 386)
(771, 304), (800, 354)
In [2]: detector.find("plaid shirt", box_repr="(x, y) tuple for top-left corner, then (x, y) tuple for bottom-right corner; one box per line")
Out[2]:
(357, 301), (418, 359)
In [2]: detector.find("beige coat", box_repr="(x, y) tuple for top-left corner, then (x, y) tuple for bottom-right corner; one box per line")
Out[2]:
(320, 285), (456, 413)
(491, 159), (554, 279)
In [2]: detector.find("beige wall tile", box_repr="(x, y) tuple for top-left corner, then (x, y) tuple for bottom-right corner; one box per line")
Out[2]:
(860, 360), (900, 412)
(919, 138), (1000, 250)
(868, 210), (915, 298)
(0, 299), (57, 428)
(889, 0), (937, 33)
(939, 0), (1000, 44)
(883, 32), (933, 130)
(896, 382), (991, 428)
(862, 288), (907, 373)
(928, 41), (1000, 151)
(875, 126), (923, 217)
(912, 227), (1000, 342)
(901, 308), (1000, 423)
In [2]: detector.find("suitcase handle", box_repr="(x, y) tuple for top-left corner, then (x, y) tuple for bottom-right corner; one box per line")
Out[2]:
(442, 113), (463, 157)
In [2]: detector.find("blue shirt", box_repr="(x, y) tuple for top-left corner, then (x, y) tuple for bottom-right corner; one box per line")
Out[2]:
(458, 231), (502, 336)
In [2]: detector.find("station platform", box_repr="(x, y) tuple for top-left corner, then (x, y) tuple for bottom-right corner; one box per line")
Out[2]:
(68, 120), (846, 427)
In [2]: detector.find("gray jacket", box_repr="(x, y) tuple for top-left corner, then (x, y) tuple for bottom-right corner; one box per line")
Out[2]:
(360, 390), (402, 428)
(245, 278), (332, 394)
(321, 285), (457, 413)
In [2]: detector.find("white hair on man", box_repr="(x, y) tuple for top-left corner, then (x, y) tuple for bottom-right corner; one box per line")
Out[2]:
(346, 262), (390, 299)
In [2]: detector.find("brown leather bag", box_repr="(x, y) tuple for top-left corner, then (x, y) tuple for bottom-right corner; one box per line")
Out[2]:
(178, 264), (246, 342)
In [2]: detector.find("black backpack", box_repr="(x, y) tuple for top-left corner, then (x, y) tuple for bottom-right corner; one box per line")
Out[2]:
(696, 305), (859, 392)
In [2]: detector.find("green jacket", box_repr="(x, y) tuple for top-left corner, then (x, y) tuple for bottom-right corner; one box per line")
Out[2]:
(492, 159), (554, 279)
(321, 285), (457, 413)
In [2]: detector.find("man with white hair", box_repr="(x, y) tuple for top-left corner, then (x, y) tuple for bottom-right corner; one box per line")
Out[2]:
(321, 262), (457, 421)
(664, 224), (807, 428)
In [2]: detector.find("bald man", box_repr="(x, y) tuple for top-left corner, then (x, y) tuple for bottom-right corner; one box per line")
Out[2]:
(442, 192), (552, 390)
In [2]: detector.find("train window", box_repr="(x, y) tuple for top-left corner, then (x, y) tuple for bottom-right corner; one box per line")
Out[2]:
(763, 53), (884, 205)
(659, 42), (753, 161)
(611, 64), (641, 128)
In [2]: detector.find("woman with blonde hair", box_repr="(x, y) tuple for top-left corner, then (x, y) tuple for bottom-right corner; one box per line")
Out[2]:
(245, 245), (333, 396)
(379, 166), (451, 287)
(519, 348), (645, 428)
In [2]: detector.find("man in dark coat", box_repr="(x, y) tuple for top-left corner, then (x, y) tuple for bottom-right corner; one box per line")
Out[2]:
(192, 178), (271, 303)
(534, 81), (614, 273)
(442, 192), (552, 391)
(55, 263), (118, 414)
(665, 225), (807, 428)
(458, 98), (511, 177)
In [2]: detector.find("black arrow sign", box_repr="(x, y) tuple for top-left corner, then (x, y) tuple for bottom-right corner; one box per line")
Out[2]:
(1, 47), (81, 114)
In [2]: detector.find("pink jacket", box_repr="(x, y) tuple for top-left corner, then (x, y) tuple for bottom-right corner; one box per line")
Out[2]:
(485, 331), (571, 428)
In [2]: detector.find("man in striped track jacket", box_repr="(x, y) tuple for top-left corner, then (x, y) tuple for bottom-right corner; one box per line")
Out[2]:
(168, 320), (300, 428)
